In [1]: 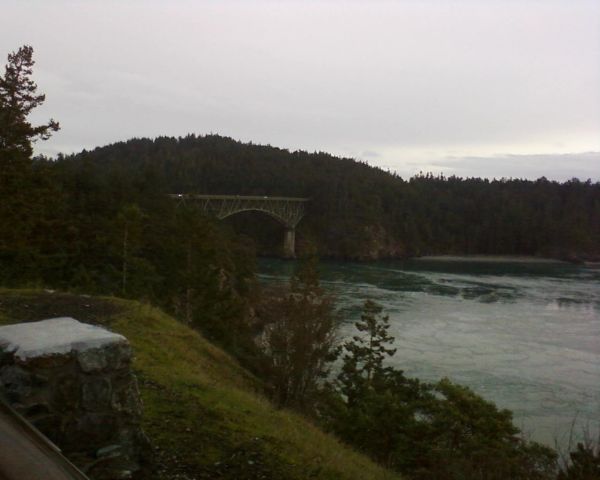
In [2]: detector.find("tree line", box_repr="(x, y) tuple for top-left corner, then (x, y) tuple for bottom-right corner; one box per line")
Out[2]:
(57, 134), (600, 261)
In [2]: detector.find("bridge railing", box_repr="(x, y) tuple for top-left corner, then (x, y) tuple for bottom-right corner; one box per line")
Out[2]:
(169, 194), (309, 202)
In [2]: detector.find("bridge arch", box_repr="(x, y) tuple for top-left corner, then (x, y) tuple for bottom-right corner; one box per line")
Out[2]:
(218, 207), (293, 227)
(170, 194), (309, 257)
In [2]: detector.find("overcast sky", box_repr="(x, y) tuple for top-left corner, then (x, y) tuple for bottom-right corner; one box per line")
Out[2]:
(2, 0), (599, 180)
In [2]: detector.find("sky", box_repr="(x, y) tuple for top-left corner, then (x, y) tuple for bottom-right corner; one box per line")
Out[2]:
(2, 0), (599, 181)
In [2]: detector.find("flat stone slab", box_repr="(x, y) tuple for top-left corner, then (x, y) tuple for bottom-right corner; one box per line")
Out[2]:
(0, 318), (127, 361)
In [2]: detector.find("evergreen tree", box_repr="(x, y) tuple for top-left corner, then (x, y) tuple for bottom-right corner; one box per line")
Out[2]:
(327, 300), (420, 465)
(0, 45), (59, 162)
(0, 46), (61, 283)
(338, 299), (397, 404)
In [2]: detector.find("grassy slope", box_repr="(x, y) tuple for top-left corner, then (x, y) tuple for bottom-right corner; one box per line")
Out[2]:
(0, 289), (400, 480)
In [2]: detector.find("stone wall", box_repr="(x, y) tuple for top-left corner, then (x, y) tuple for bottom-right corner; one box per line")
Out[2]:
(0, 318), (148, 480)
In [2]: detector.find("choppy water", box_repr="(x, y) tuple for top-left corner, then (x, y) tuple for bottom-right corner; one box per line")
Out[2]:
(259, 257), (600, 449)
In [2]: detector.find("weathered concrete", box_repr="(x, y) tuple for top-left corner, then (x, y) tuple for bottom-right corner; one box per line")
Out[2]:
(283, 228), (296, 259)
(0, 318), (147, 480)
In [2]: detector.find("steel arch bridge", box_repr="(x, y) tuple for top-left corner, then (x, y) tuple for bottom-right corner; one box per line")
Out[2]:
(170, 194), (309, 257)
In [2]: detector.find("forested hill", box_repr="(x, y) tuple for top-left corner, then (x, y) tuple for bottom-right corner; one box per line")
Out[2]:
(61, 134), (600, 261)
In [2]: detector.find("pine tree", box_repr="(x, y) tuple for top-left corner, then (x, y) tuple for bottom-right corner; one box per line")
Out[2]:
(0, 46), (60, 282)
(338, 299), (397, 404)
(0, 45), (59, 162)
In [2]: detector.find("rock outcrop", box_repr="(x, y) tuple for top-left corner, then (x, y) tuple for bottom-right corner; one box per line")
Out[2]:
(0, 317), (147, 480)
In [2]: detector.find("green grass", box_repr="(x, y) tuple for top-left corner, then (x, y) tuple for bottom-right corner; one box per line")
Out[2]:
(0, 289), (401, 480)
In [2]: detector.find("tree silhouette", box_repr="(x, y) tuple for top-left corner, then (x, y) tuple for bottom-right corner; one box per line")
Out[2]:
(0, 45), (59, 162)
(0, 46), (61, 283)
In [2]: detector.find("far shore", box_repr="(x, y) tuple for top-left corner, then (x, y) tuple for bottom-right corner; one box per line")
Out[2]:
(414, 255), (568, 264)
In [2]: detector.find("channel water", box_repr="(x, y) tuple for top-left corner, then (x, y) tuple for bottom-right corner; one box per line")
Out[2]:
(259, 257), (600, 449)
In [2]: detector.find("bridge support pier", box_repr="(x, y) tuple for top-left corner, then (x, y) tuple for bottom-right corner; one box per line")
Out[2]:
(283, 228), (296, 258)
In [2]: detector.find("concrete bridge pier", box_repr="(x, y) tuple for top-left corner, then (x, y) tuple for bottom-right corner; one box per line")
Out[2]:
(283, 227), (296, 258)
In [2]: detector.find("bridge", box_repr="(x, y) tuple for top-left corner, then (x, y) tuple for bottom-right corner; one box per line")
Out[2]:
(170, 194), (309, 257)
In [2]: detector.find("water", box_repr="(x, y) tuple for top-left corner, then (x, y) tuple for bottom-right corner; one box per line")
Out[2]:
(259, 257), (600, 449)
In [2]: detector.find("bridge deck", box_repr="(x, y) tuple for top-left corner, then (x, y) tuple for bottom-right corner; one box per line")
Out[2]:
(170, 194), (309, 202)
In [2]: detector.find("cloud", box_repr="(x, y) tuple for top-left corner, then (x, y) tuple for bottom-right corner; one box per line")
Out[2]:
(2, 0), (599, 181)
(360, 150), (380, 159)
(430, 152), (600, 181)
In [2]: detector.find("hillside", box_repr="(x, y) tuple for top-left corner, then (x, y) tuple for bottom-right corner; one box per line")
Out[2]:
(59, 134), (600, 261)
(0, 289), (400, 480)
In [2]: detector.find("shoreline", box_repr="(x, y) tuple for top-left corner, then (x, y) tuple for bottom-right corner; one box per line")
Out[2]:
(260, 253), (599, 266)
(414, 255), (569, 264)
